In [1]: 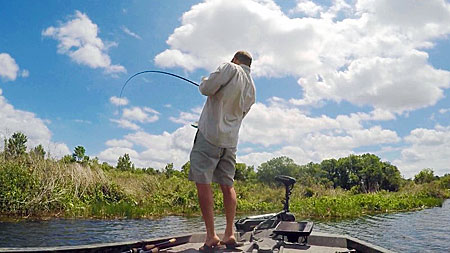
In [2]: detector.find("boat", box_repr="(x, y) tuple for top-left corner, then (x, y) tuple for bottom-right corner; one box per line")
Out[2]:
(0, 176), (395, 253)
(0, 231), (394, 253)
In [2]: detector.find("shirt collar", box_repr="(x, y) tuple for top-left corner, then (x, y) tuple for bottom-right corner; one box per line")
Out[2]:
(239, 64), (251, 73)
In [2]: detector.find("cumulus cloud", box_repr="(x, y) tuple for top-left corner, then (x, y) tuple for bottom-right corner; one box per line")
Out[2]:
(239, 103), (398, 148)
(105, 139), (134, 148)
(0, 53), (20, 81)
(236, 102), (400, 166)
(122, 107), (159, 123)
(98, 0), (450, 177)
(110, 105), (159, 130)
(394, 125), (450, 178)
(110, 96), (129, 106)
(110, 118), (141, 131)
(169, 107), (202, 125)
(0, 89), (70, 157)
(43, 10), (126, 75)
(100, 101), (400, 172)
(154, 0), (450, 113)
(98, 125), (196, 169)
(289, 0), (323, 17)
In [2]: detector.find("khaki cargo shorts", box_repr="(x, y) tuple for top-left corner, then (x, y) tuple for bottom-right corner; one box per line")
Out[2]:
(189, 130), (237, 186)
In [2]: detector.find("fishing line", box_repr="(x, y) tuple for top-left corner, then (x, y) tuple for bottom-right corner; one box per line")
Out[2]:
(118, 70), (199, 113)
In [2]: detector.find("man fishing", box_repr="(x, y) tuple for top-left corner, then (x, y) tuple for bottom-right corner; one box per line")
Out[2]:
(189, 51), (256, 252)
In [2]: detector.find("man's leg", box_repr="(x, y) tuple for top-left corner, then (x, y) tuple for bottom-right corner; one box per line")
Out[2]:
(220, 184), (237, 242)
(196, 183), (220, 246)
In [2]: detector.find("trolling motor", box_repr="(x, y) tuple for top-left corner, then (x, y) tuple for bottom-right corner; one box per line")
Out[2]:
(235, 175), (314, 253)
(235, 175), (297, 233)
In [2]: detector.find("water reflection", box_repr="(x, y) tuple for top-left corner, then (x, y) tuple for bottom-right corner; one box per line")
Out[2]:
(0, 200), (449, 252)
(314, 200), (450, 252)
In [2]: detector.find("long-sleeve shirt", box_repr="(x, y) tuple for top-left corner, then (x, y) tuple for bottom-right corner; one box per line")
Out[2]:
(198, 62), (256, 148)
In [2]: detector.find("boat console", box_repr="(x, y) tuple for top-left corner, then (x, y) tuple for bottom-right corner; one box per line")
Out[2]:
(235, 175), (314, 252)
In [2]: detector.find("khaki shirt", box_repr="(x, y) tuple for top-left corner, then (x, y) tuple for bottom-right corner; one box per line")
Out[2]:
(198, 62), (256, 148)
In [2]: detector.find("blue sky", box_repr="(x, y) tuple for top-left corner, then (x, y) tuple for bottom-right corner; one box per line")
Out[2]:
(1, 0), (450, 178)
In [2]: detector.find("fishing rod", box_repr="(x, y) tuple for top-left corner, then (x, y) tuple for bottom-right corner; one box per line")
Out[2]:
(118, 70), (199, 112)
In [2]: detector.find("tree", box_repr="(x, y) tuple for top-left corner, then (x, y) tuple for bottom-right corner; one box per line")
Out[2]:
(61, 154), (75, 163)
(439, 174), (450, 189)
(297, 162), (329, 186)
(414, 168), (436, 184)
(181, 161), (190, 178)
(31, 144), (46, 159)
(162, 163), (180, 177)
(257, 156), (300, 185)
(72, 146), (86, 162)
(5, 132), (27, 159)
(117, 153), (134, 171)
(144, 167), (158, 175)
(234, 163), (256, 181)
(380, 162), (402, 191)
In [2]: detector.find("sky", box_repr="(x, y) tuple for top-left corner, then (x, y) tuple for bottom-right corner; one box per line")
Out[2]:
(1, 0), (450, 179)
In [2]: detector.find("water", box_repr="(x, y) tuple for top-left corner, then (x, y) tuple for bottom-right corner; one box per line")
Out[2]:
(0, 200), (449, 252)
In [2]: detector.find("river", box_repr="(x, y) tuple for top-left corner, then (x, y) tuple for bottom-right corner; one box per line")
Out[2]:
(0, 200), (449, 252)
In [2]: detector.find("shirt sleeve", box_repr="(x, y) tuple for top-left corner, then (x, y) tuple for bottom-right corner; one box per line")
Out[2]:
(243, 93), (255, 118)
(199, 63), (236, 96)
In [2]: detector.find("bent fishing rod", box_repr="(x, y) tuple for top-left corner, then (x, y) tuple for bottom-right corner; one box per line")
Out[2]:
(118, 70), (199, 112)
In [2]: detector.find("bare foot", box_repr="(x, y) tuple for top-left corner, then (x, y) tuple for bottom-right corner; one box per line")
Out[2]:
(205, 234), (221, 247)
(221, 234), (236, 244)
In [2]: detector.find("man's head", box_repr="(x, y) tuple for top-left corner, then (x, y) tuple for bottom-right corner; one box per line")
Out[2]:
(231, 51), (252, 67)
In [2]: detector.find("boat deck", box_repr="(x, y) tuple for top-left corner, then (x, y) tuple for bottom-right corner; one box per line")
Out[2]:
(164, 232), (391, 253)
(168, 241), (348, 253)
(0, 231), (394, 253)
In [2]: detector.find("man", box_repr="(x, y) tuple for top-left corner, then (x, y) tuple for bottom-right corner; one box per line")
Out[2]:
(189, 51), (256, 252)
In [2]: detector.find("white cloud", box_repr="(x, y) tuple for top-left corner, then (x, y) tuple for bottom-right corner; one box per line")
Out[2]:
(98, 0), (450, 178)
(100, 101), (401, 172)
(239, 103), (399, 148)
(293, 51), (450, 113)
(110, 96), (129, 106)
(154, 0), (450, 113)
(122, 106), (159, 123)
(105, 139), (133, 148)
(110, 105), (159, 131)
(97, 147), (140, 166)
(43, 10), (126, 75)
(0, 89), (70, 157)
(289, 0), (323, 17)
(169, 107), (201, 125)
(121, 26), (142, 39)
(0, 53), (19, 81)
(439, 108), (450, 114)
(98, 125), (196, 169)
(20, 69), (29, 78)
(110, 119), (141, 131)
(394, 125), (450, 178)
(74, 119), (92, 124)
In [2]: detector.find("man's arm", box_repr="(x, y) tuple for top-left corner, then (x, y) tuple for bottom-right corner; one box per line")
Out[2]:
(242, 85), (256, 119)
(199, 63), (235, 96)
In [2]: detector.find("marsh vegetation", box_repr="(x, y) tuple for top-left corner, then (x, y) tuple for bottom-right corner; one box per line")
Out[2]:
(1, 132), (449, 220)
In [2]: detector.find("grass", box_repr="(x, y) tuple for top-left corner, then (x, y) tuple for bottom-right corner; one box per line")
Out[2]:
(0, 157), (448, 220)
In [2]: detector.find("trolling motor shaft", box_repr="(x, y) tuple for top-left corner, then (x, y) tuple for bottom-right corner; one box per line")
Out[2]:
(275, 175), (296, 213)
